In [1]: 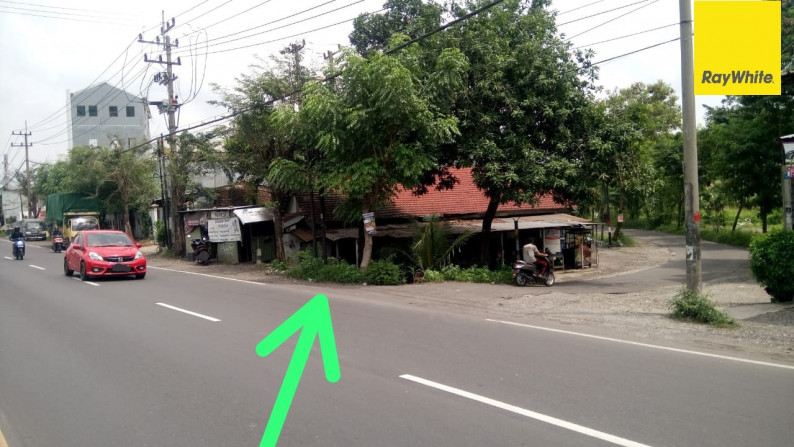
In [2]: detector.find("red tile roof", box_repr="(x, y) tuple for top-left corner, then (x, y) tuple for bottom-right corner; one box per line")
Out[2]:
(377, 168), (568, 219)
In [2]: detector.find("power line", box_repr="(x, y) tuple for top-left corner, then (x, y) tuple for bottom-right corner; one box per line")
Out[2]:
(172, 0), (365, 57)
(556, 0), (605, 16)
(0, 0), (139, 18)
(0, 6), (136, 26)
(572, 22), (678, 49)
(566, 0), (659, 41)
(557, 0), (650, 26)
(590, 36), (681, 66)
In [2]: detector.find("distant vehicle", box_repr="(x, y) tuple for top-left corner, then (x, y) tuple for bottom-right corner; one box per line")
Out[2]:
(64, 230), (146, 281)
(22, 218), (47, 241)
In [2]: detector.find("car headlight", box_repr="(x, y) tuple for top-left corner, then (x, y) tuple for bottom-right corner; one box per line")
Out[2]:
(134, 250), (143, 260)
(88, 251), (104, 261)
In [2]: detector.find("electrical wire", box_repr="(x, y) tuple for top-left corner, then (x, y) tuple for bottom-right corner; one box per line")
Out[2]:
(557, 0), (649, 26)
(556, 0), (604, 16)
(171, 0), (365, 57)
(565, 0), (659, 41)
(178, 0), (275, 37)
(571, 22), (677, 49)
(0, 6), (136, 26)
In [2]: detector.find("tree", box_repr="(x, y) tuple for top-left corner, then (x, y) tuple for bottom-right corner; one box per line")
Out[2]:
(291, 44), (467, 269)
(595, 81), (681, 240)
(165, 132), (225, 256)
(440, 0), (597, 265)
(349, 0), (443, 56)
(702, 91), (794, 232)
(96, 146), (158, 237)
(211, 51), (304, 263)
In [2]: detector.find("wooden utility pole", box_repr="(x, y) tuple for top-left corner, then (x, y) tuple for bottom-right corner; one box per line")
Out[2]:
(11, 121), (33, 218)
(679, 0), (702, 292)
(141, 12), (182, 253)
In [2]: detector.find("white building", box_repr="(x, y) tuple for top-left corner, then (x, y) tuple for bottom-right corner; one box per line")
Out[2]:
(67, 83), (151, 150)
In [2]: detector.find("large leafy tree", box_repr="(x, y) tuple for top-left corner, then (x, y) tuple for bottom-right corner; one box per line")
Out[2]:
(286, 43), (467, 269)
(702, 91), (794, 232)
(594, 81), (681, 240)
(439, 0), (597, 264)
(211, 53), (297, 262)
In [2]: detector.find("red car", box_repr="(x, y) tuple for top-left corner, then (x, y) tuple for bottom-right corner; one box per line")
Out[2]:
(64, 230), (147, 280)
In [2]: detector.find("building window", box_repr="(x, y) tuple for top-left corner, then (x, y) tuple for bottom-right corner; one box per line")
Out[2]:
(126, 106), (135, 117)
(109, 106), (118, 117)
(76, 105), (85, 117)
(88, 138), (98, 148)
(89, 105), (98, 117)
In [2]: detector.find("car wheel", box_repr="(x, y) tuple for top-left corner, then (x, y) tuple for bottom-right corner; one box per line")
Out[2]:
(64, 258), (73, 276)
(80, 262), (90, 281)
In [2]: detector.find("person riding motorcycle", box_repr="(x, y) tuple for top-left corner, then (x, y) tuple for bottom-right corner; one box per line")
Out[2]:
(8, 225), (24, 241)
(51, 227), (64, 251)
(522, 237), (549, 276)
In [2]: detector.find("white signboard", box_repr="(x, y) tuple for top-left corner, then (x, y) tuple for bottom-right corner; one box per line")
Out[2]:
(233, 207), (274, 224)
(207, 218), (242, 242)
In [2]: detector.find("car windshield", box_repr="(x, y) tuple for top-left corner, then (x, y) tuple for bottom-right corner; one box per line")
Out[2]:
(86, 233), (133, 247)
(26, 222), (44, 229)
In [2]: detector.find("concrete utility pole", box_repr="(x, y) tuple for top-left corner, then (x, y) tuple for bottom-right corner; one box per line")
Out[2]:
(679, 0), (702, 292)
(11, 121), (33, 218)
(140, 12), (181, 252)
(782, 135), (794, 230)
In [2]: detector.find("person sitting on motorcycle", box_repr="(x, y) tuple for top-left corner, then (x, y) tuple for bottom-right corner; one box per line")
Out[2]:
(8, 225), (24, 241)
(522, 237), (549, 276)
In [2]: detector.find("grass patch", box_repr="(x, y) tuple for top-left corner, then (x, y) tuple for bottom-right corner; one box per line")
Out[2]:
(669, 288), (738, 328)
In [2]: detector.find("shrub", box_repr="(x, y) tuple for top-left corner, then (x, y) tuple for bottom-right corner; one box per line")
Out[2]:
(439, 264), (512, 284)
(270, 260), (288, 271)
(286, 251), (325, 280)
(363, 259), (404, 285)
(749, 231), (794, 302)
(422, 269), (444, 282)
(315, 259), (365, 284)
(154, 220), (167, 248)
(669, 288), (738, 327)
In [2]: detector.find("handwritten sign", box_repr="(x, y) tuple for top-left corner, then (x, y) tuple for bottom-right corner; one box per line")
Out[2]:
(207, 218), (241, 242)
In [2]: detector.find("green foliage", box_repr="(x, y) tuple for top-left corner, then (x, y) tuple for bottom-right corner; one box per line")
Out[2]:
(285, 252), (365, 284)
(421, 269), (444, 282)
(363, 259), (404, 285)
(749, 231), (794, 302)
(439, 265), (512, 284)
(154, 220), (167, 248)
(270, 260), (288, 271)
(409, 216), (473, 270)
(669, 289), (738, 327)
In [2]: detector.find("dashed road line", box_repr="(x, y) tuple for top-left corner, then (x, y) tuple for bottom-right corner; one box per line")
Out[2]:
(400, 374), (652, 447)
(156, 302), (221, 322)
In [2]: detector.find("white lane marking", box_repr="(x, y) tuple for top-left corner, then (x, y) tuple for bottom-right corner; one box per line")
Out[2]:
(71, 277), (99, 286)
(30, 265), (45, 270)
(400, 374), (652, 447)
(3, 257), (12, 260)
(486, 319), (794, 370)
(149, 266), (265, 285)
(156, 302), (221, 322)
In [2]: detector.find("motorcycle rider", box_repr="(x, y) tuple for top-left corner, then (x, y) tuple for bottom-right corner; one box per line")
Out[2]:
(522, 237), (549, 276)
(8, 225), (24, 241)
(51, 226), (64, 251)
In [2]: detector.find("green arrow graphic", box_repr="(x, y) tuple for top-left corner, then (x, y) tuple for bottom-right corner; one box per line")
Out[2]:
(256, 294), (340, 447)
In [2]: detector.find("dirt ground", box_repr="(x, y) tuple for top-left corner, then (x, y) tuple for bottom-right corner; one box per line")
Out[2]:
(145, 239), (794, 364)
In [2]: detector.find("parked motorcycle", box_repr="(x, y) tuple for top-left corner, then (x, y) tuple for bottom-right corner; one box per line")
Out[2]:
(512, 249), (555, 287)
(52, 235), (65, 253)
(11, 237), (26, 260)
(191, 237), (210, 265)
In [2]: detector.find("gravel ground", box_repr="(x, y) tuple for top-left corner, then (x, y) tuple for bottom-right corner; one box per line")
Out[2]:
(145, 240), (794, 364)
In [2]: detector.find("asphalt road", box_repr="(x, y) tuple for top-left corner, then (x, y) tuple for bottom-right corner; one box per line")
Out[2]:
(560, 230), (753, 294)
(1, 238), (792, 447)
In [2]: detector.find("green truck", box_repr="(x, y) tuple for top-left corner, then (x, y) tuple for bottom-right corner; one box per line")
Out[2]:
(45, 193), (101, 242)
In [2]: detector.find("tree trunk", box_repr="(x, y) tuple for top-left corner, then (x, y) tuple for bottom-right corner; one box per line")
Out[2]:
(480, 195), (500, 268)
(270, 189), (286, 263)
(170, 180), (186, 256)
(731, 203), (744, 231)
(123, 202), (133, 238)
(359, 195), (376, 270)
(613, 192), (625, 241)
(762, 212), (768, 233)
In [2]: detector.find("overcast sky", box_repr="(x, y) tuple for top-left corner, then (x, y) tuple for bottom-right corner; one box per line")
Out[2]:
(0, 0), (725, 174)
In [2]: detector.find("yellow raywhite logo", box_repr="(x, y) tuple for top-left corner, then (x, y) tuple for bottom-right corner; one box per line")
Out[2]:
(694, 1), (781, 95)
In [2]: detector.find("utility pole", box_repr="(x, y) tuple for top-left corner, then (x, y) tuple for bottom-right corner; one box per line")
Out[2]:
(679, 0), (702, 292)
(11, 121), (32, 218)
(140, 12), (182, 253)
